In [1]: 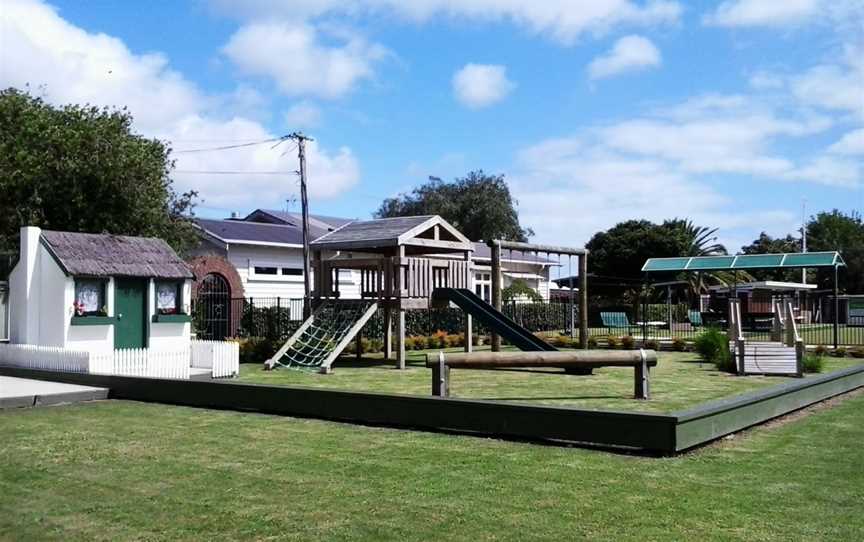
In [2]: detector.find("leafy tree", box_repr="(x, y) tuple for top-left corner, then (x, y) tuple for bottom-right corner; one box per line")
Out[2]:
(375, 170), (533, 241)
(502, 278), (543, 303)
(740, 232), (801, 282)
(0, 88), (198, 255)
(586, 219), (732, 307)
(806, 210), (864, 293)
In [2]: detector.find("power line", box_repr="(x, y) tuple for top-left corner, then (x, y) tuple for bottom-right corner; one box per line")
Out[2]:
(172, 136), (288, 154)
(174, 170), (297, 175)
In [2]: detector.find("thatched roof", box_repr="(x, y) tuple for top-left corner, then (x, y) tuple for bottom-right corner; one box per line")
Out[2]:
(41, 230), (192, 279)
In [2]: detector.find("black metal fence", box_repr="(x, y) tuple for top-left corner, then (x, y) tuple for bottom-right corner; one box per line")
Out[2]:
(192, 295), (864, 347)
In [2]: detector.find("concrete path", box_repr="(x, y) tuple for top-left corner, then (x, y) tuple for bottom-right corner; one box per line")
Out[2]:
(0, 376), (108, 409)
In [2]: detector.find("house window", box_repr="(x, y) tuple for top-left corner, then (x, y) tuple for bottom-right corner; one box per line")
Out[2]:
(74, 279), (107, 316)
(281, 268), (303, 276)
(474, 272), (492, 302)
(254, 266), (278, 275)
(155, 281), (183, 315)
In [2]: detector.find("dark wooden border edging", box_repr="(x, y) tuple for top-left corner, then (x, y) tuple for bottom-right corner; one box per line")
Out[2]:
(0, 366), (675, 452)
(672, 364), (864, 451)
(1, 364), (862, 454)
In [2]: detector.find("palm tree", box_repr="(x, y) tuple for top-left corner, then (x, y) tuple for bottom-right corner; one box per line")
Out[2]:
(662, 219), (750, 304)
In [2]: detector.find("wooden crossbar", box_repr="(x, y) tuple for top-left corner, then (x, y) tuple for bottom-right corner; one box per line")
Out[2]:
(426, 350), (657, 400)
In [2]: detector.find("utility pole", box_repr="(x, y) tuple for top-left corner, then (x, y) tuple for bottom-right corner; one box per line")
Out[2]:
(288, 132), (314, 319)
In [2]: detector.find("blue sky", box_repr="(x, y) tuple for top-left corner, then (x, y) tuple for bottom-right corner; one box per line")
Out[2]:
(1, 0), (862, 253)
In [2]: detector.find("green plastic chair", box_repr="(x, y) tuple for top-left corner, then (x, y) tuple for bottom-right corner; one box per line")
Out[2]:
(601, 312), (631, 329)
(689, 310), (703, 327)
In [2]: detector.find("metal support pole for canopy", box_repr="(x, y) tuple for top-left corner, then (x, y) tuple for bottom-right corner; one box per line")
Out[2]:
(834, 264), (840, 349)
(642, 275), (649, 343)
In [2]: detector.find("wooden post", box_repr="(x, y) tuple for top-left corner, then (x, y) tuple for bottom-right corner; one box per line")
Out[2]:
(490, 241), (502, 352)
(634, 349), (650, 399)
(356, 327), (362, 363)
(795, 340), (805, 378)
(384, 306), (393, 360)
(431, 351), (449, 397)
(396, 309), (406, 370)
(736, 338), (746, 375)
(579, 253), (589, 349)
(464, 249), (473, 353)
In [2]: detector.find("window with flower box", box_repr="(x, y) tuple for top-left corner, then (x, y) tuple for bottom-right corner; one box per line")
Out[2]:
(73, 279), (107, 317)
(152, 281), (190, 323)
(155, 281), (183, 315)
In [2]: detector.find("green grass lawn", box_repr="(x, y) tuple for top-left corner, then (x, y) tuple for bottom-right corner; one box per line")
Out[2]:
(2, 394), (863, 541)
(237, 349), (861, 413)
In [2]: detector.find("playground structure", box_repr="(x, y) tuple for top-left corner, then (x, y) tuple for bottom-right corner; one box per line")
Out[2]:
(427, 349), (658, 399)
(643, 251), (846, 376)
(264, 216), (594, 373)
(265, 215), (474, 372)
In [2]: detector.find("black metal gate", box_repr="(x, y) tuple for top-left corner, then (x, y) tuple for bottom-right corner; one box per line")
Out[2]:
(196, 273), (230, 340)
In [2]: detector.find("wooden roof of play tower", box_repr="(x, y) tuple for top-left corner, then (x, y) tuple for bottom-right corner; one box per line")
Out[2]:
(311, 215), (473, 255)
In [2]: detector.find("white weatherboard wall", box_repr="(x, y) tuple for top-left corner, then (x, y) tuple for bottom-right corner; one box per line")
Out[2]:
(228, 244), (360, 299)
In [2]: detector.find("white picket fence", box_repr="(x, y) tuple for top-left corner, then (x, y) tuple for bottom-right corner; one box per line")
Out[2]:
(191, 340), (240, 378)
(0, 343), (89, 373)
(0, 341), (239, 380)
(90, 348), (191, 379)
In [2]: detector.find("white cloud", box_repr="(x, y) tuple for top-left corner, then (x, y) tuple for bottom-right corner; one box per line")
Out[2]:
(222, 22), (388, 99)
(452, 63), (515, 109)
(510, 136), (796, 247)
(211, 1), (682, 45)
(284, 101), (322, 128)
(748, 71), (784, 90)
(0, 0), (359, 208)
(829, 129), (864, 155)
(783, 156), (861, 187)
(704, 0), (821, 27)
(0, 0), (201, 133)
(703, 0), (864, 28)
(508, 84), (861, 246)
(598, 94), (833, 178)
(588, 35), (661, 80)
(748, 44), (864, 120)
(791, 56), (864, 116)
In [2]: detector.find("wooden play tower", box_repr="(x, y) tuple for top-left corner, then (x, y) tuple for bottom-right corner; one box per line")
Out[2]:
(264, 215), (474, 372)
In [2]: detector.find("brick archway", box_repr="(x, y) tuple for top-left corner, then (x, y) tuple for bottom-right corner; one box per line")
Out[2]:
(187, 255), (244, 299)
(186, 255), (244, 338)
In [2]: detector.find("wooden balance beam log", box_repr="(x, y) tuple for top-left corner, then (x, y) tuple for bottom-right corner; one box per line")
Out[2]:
(425, 350), (658, 400)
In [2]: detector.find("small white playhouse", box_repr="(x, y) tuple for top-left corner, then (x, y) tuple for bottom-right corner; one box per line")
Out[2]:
(0, 227), (237, 379)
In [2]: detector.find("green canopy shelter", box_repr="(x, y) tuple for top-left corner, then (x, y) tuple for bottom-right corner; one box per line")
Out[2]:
(641, 252), (847, 347)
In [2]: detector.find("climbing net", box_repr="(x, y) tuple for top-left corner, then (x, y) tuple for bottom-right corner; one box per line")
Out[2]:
(272, 300), (376, 370)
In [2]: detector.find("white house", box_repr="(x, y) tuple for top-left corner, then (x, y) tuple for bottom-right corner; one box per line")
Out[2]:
(191, 209), (556, 305)
(7, 226), (194, 354)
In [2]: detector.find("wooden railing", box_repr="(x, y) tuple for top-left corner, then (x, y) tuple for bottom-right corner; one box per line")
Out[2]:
(317, 256), (471, 300)
(728, 299), (746, 374)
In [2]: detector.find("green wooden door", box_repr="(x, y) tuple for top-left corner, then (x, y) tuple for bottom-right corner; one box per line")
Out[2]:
(114, 279), (147, 349)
